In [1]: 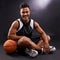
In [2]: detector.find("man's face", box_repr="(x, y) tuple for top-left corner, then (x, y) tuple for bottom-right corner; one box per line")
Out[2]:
(20, 7), (30, 23)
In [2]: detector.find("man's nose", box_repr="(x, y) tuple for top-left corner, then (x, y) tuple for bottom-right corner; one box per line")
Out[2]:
(24, 13), (27, 15)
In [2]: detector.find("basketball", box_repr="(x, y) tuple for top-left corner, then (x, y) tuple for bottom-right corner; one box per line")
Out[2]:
(3, 39), (17, 54)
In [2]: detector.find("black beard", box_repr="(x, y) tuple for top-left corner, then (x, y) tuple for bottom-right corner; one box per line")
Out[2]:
(20, 17), (31, 25)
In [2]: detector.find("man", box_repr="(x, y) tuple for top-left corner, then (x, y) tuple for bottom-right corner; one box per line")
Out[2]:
(7, 2), (56, 57)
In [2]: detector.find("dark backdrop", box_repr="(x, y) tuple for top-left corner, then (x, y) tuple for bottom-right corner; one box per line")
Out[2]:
(0, 0), (60, 45)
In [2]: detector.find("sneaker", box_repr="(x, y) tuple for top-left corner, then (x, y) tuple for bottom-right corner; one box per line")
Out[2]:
(49, 46), (56, 52)
(41, 46), (56, 54)
(25, 48), (38, 57)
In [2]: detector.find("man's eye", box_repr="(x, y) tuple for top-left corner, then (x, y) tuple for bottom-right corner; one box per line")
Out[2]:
(26, 11), (28, 13)
(22, 11), (28, 13)
(22, 12), (25, 13)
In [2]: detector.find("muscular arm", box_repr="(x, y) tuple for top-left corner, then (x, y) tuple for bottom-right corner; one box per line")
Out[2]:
(34, 21), (48, 43)
(7, 20), (24, 40)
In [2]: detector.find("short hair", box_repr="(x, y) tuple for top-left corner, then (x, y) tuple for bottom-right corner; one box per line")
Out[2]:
(19, 2), (30, 10)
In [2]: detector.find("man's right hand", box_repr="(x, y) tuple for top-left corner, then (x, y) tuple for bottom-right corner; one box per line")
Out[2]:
(43, 42), (50, 54)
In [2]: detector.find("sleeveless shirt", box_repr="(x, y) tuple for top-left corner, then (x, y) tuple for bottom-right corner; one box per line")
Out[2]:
(17, 18), (34, 38)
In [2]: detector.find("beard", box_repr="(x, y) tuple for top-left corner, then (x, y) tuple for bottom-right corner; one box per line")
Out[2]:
(21, 15), (30, 23)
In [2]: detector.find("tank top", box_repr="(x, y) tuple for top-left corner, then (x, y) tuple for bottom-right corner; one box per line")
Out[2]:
(17, 18), (34, 38)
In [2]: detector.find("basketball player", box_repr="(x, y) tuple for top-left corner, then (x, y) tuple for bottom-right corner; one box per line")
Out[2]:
(7, 2), (56, 57)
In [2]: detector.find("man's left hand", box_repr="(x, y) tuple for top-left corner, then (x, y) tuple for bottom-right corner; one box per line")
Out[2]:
(43, 42), (50, 54)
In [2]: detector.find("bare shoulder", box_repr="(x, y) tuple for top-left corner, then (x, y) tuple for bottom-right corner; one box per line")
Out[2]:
(10, 19), (19, 28)
(34, 21), (40, 28)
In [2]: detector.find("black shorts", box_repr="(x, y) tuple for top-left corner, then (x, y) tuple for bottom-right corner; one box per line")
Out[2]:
(31, 37), (40, 44)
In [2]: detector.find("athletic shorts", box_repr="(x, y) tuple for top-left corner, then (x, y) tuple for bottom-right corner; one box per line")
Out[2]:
(31, 36), (40, 44)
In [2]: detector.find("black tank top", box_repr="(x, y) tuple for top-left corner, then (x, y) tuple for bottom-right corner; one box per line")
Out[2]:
(17, 18), (34, 38)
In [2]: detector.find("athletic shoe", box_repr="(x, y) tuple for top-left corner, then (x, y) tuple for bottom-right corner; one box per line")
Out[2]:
(25, 48), (38, 57)
(41, 46), (56, 54)
(49, 46), (56, 52)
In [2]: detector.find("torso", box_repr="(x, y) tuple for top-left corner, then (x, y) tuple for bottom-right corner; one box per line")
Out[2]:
(16, 18), (34, 38)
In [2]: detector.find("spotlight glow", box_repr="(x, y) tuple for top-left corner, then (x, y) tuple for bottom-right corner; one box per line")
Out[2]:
(31, 0), (52, 10)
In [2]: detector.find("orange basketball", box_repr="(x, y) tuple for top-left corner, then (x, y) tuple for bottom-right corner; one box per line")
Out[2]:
(3, 39), (17, 54)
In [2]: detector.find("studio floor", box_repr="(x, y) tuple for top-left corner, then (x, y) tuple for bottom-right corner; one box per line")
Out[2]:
(0, 39), (60, 60)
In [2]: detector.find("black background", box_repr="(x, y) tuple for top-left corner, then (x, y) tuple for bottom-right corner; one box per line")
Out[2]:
(0, 0), (60, 45)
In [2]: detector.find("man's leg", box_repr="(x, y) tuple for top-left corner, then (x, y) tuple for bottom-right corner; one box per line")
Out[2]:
(17, 36), (41, 51)
(37, 35), (50, 54)
(37, 35), (50, 47)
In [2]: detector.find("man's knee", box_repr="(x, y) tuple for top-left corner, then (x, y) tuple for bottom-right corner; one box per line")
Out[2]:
(17, 37), (32, 49)
(17, 36), (30, 46)
(47, 35), (51, 42)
